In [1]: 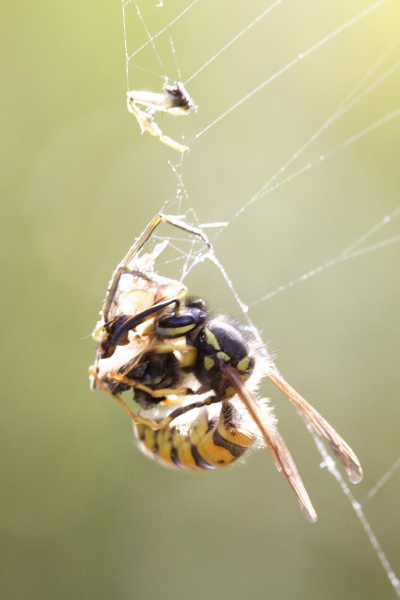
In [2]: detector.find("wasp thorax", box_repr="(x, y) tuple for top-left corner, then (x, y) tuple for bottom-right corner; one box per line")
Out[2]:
(199, 321), (253, 369)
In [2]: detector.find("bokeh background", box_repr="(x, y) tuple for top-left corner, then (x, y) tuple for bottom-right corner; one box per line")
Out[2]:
(2, 1), (400, 599)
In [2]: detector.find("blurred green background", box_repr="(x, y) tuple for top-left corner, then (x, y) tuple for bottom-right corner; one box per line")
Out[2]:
(2, 1), (400, 599)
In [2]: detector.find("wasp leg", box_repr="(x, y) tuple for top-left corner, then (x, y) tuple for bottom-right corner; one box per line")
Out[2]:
(133, 395), (218, 430)
(109, 371), (193, 402)
(90, 367), (217, 430)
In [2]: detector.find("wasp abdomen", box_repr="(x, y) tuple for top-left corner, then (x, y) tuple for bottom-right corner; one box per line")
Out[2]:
(134, 402), (256, 471)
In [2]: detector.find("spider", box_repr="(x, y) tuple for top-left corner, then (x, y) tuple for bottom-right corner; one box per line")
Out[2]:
(90, 213), (363, 522)
(127, 81), (197, 152)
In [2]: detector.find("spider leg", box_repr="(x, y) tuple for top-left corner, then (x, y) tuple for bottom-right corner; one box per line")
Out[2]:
(142, 116), (190, 153)
(127, 100), (154, 133)
(127, 99), (190, 153)
(103, 213), (211, 322)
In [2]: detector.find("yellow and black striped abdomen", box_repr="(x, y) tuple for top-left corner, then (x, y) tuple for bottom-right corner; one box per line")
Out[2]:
(134, 402), (256, 470)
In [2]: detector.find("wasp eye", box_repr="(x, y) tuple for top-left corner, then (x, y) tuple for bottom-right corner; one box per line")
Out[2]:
(156, 306), (206, 339)
(158, 312), (196, 329)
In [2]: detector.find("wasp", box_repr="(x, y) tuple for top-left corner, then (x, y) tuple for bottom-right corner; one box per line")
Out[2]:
(90, 213), (363, 522)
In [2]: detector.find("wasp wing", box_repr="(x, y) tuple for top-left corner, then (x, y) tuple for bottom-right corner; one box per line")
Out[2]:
(221, 363), (318, 523)
(267, 369), (363, 484)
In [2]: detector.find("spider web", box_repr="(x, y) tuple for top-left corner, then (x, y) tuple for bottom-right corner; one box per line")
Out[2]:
(121, 0), (400, 595)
